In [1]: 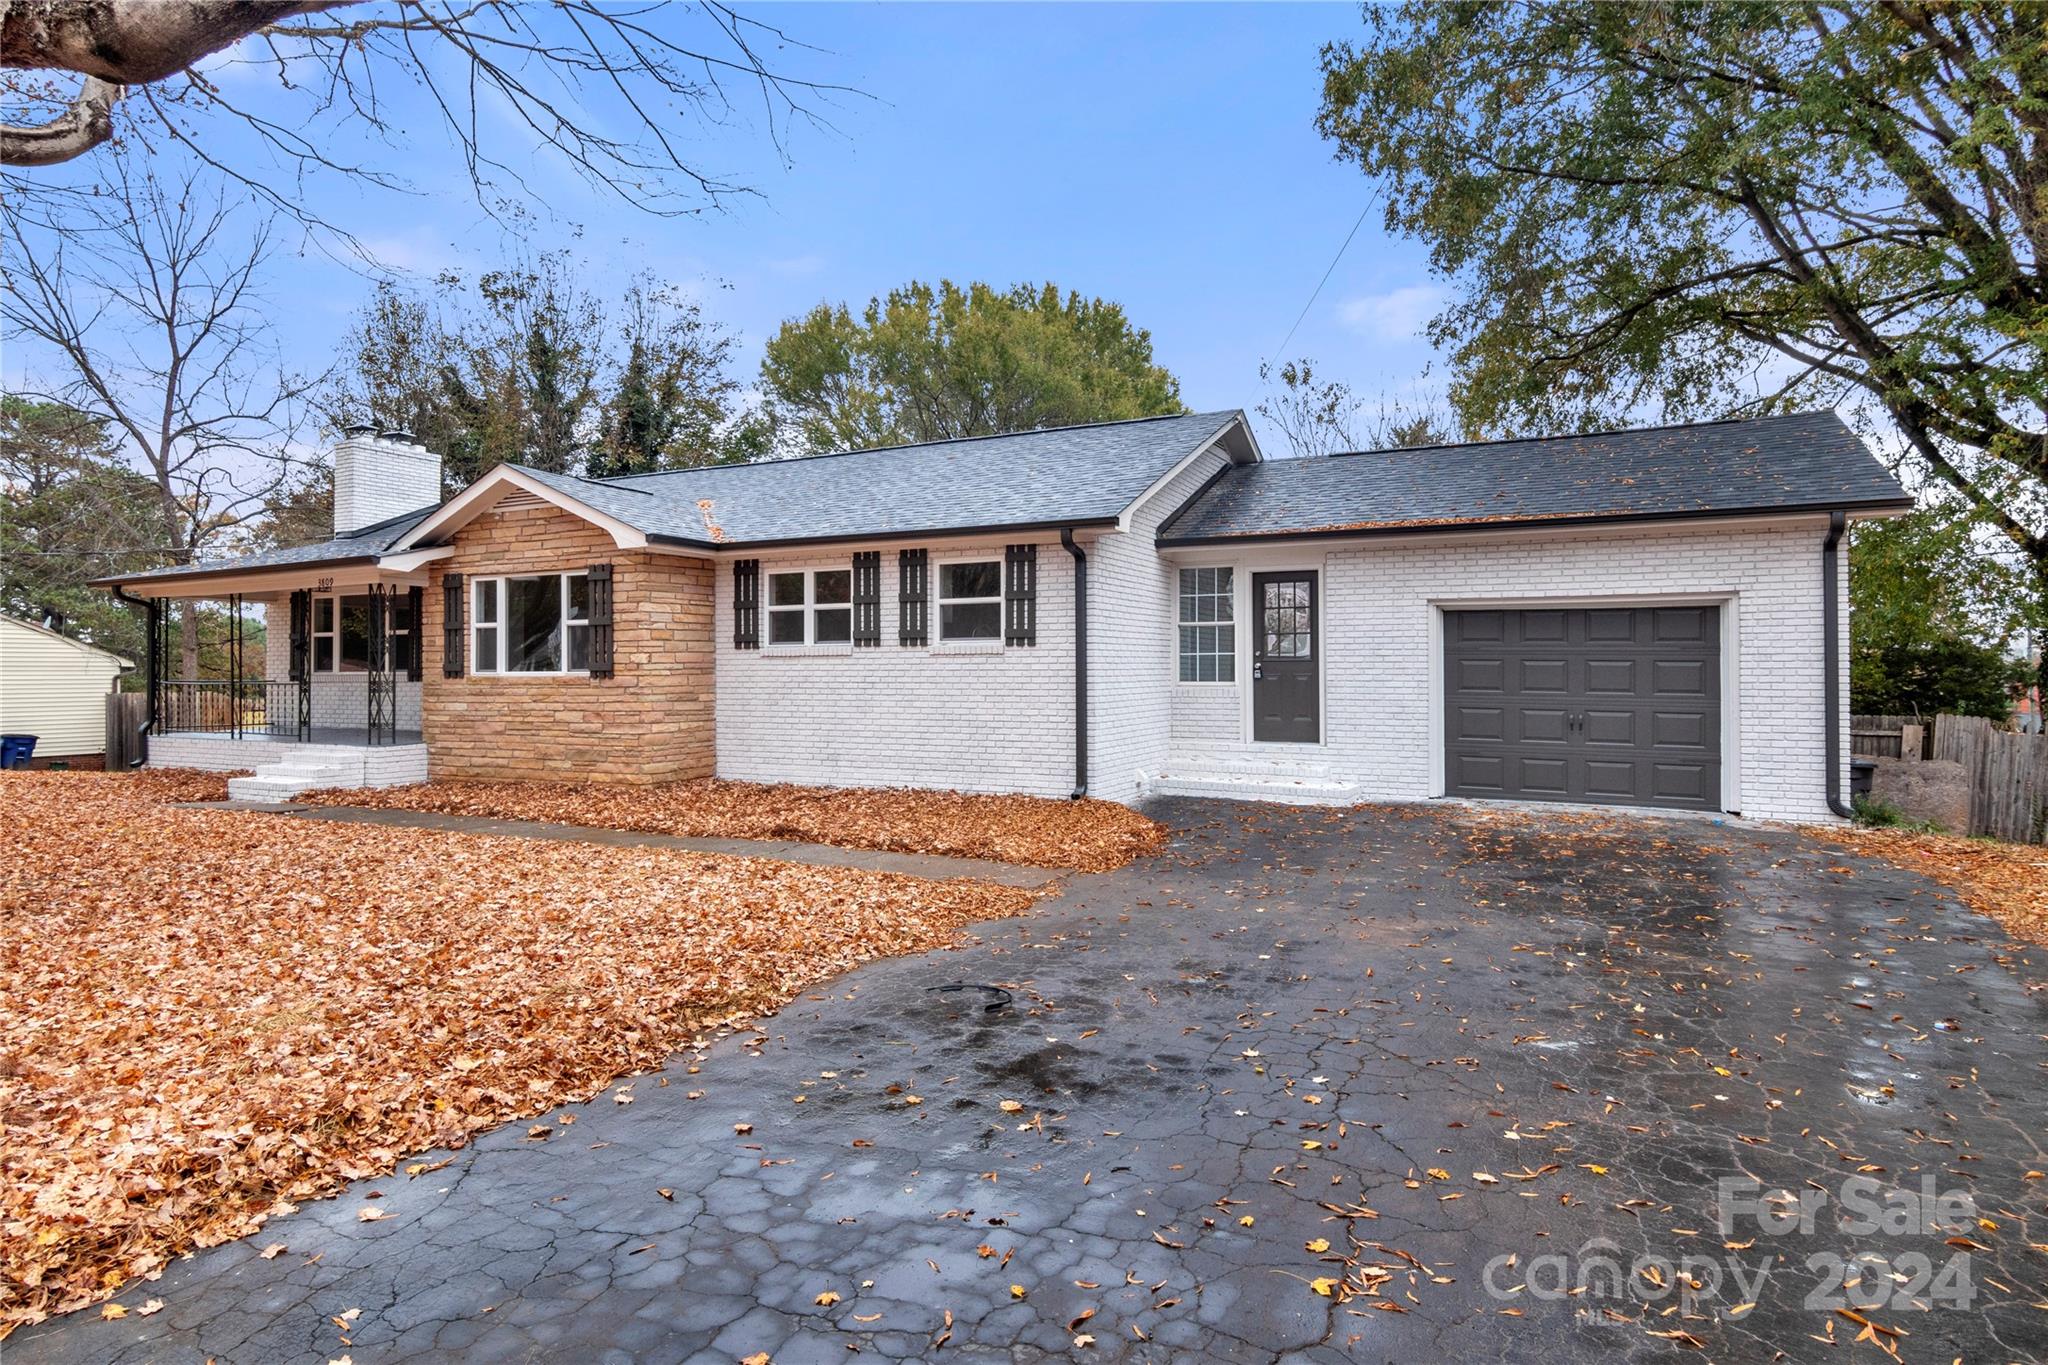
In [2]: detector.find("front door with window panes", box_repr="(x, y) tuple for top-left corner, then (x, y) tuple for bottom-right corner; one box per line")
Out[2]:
(1251, 571), (1319, 743)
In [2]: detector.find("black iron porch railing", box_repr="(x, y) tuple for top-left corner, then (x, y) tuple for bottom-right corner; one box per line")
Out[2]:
(154, 678), (408, 745)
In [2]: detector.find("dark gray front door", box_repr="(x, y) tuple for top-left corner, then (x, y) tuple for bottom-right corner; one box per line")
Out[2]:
(1444, 606), (1722, 810)
(1252, 572), (1319, 743)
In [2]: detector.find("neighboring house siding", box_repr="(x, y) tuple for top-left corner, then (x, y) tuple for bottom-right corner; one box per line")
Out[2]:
(419, 503), (715, 783)
(1086, 446), (1235, 804)
(1166, 519), (1846, 823)
(0, 618), (125, 758)
(715, 537), (1075, 797)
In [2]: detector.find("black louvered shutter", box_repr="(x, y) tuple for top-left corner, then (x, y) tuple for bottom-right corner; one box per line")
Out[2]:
(586, 563), (614, 678)
(852, 551), (881, 647)
(733, 559), (760, 649)
(1005, 544), (1038, 646)
(898, 548), (928, 646)
(406, 586), (424, 681)
(289, 589), (312, 682)
(442, 572), (465, 677)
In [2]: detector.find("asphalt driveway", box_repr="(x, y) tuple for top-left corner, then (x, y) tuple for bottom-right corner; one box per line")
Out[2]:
(14, 798), (2047, 1363)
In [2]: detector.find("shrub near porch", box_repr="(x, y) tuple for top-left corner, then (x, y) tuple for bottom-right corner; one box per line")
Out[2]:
(0, 771), (1032, 1333)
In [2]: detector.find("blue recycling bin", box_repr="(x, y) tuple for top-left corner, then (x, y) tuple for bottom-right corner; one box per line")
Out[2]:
(0, 734), (38, 769)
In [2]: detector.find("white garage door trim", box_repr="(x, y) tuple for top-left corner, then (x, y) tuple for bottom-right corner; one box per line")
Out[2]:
(1427, 592), (1741, 815)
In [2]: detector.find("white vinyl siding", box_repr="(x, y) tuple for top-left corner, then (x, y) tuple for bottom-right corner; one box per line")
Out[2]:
(0, 617), (127, 758)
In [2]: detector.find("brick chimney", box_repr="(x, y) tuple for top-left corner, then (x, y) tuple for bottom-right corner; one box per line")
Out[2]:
(332, 425), (442, 536)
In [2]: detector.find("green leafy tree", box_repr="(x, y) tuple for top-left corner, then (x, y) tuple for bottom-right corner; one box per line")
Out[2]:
(589, 281), (765, 477)
(1849, 502), (2037, 718)
(0, 396), (163, 658)
(1318, 2), (2048, 696)
(328, 262), (761, 488)
(760, 280), (1185, 453)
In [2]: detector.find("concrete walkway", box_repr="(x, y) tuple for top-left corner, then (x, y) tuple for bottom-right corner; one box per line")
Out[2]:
(179, 800), (1066, 888)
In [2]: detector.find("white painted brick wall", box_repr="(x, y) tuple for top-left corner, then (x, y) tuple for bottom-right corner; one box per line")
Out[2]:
(147, 735), (429, 786)
(715, 538), (1079, 797)
(332, 433), (441, 535)
(1087, 447), (1234, 803)
(1166, 518), (1850, 823)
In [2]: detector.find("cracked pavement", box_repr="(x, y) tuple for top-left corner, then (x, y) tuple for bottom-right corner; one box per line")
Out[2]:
(12, 798), (2047, 1363)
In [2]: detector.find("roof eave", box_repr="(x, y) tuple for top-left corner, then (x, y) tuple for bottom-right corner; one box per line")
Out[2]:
(1154, 497), (1916, 548)
(91, 554), (383, 592)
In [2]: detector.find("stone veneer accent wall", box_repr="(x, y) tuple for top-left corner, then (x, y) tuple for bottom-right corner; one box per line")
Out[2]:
(421, 502), (715, 783)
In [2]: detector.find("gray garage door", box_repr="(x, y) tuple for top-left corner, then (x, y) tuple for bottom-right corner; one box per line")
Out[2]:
(1444, 606), (1722, 811)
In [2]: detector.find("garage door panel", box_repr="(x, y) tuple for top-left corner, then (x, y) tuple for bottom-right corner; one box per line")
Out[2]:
(1455, 657), (1506, 692)
(1516, 756), (1570, 794)
(1652, 607), (1712, 643)
(1650, 710), (1710, 749)
(1583, 759), (1639, 798)
(1445, 605), (1722, 812)
(1585, 608), (1636, 642)
(1584, 658), (1636, 694)
(1582, 709), (1636, 746)
(1453, 754), (1506, 791)
(1650, 658), (1712, 697)
(1651, 763), (1715, 802)
(1452, 705), (1505, 742)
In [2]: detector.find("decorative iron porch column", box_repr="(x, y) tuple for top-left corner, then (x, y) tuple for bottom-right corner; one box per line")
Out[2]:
(366, 584), (395, 746)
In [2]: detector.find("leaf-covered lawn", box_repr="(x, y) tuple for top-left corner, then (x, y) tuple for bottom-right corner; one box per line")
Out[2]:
(298, 777), (1167, 872)
(0, 771), (1035, 1334)
(1820, 825), (2048, 946)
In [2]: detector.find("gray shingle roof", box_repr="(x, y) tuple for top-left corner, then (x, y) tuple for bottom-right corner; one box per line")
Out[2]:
(509, 410), (1246, 548)
(101, 506), (437, 587)
(1157, 411), (1910, 544)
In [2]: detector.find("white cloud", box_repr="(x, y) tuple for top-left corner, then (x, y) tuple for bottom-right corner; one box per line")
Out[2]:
(1337, 284), (1444, 341)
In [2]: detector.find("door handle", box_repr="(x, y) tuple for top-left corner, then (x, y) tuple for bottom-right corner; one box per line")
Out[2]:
(1253, 664), (1263, 680)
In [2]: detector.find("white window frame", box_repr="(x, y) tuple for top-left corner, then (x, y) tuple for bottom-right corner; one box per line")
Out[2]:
(935, 554), (1005, 643)
(1177, 566), (1236, 684)
(312, 594), (338, 674)
(766, 566), (855, 646)
(469, 572), (591, 675)
(311, 591), (416, 675)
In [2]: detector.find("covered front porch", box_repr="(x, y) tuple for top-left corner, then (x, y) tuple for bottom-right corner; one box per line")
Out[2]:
(123, 557), (441, 794)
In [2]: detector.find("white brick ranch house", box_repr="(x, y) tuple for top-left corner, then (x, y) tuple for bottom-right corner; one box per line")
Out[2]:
(98, 410), (1909, 820)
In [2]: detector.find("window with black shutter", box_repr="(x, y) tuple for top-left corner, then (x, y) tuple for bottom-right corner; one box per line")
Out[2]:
(898, 548), (928, 646)
(442, 572), (465, 676)
(586, 563), (614, 678)
(1005, 543), (1038, 646)
(733, 559), (760, 649)
(852, 551), (881, 647)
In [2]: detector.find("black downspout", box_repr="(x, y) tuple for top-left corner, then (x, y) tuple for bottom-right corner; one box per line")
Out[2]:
(1822, 511), (1853, 818)
(110, 585), (157, 768)
(1061, 528), (1088, 799)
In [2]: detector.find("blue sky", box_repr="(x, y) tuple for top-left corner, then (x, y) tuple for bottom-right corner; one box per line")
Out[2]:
(15, 3), (1447, 453)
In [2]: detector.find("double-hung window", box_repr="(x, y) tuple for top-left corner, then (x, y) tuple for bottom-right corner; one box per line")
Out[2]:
(936, 558), (1003, 641)
(1177, 567), (1235, 682)
(768, 568), (852, 644)
(470, 572), (591, 673)
(310, 592), (412, 673)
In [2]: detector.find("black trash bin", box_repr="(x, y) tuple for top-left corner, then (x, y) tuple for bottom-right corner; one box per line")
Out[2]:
(1849, 758), (1875, 800)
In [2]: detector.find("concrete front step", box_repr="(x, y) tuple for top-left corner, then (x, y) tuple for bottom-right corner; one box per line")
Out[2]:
(227, 768), (350, 801)
(1148, 771), (1360, 806)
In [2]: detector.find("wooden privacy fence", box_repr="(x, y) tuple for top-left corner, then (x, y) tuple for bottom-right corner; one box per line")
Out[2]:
(1929, 714), (2048, 844)
(104, 692), (148, 770)
(1850, 714), (1935, 760)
